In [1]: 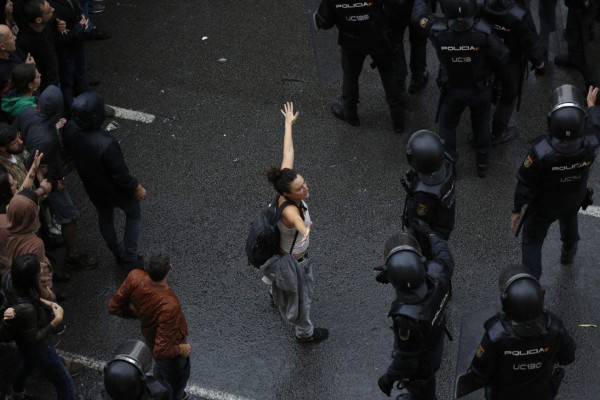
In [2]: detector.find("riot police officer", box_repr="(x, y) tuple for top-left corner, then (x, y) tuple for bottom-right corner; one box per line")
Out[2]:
(314, 0), (406, 132)
(511, 85), (600, 279)
(479, 0), (545, 145)
(456, 267), (576, 399)
(412, 0), (509, 177)
(402, 130), (456, 250)
(102, 340), (171, 400)
(386, 0), (430, 95)
(554, 0), (599, 89)
(376, 223), (454, 400)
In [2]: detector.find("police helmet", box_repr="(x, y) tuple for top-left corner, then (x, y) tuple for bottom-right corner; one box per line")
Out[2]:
(103, 340), (153, 400)
(500, 272), (545, 323)
(547, 84), (586, 142)
(384, 233), (427, 304)
(406, 130), (446, 184)
(441, 0), (477, 32)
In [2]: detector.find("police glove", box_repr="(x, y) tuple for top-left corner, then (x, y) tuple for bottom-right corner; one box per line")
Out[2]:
(374, 265), (389, 284)
(410, 219), (435, 243)
(532, 62), (545, 76)
(378, 374), (395, 397)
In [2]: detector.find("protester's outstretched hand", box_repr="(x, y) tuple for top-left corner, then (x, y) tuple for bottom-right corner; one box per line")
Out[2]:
(587, 86), (598, 107)
(31, 150), (44, 172)
(280, 102), (299, 126)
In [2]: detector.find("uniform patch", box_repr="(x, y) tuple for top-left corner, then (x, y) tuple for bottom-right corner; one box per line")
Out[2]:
(420, 18), (428, 28)
(476, 345), (485, 358)
(523, 155), (533, 168)
(417, 204), (428, 216)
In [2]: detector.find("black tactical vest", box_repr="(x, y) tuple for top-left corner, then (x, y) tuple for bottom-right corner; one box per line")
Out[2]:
(483, 312), (563, 400)
(389, 273), (451, 352)
(532, 134), (597, 212)
(480, 3), (525, 50)
(334, 0), (386, 46)
(431, 19), (492, 87)
(405, 157), (456, 239)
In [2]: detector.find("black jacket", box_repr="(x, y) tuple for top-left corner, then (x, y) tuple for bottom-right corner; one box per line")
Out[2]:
(62, 92), (139, 207)
(48, 0), (86, 58)
(3, 297), (55, 349)
(16, 23), (60, 90)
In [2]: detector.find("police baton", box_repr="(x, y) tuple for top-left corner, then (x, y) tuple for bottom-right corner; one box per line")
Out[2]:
(435, 87), (445, 123)
(516, 59), (527, 112)
(514, 205), (531, 237)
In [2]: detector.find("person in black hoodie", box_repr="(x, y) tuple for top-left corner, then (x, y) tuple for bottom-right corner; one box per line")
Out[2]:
(15, 84), (97, 272)
(62, 91), (147, 271)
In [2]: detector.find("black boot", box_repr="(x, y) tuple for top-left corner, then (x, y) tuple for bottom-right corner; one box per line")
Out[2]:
(476, 152), (489, 178)
(331, 103), (359, 126)
(408, 70), (429, 95)
(492, 126), (519, 146)
(560, 242), (578, 265)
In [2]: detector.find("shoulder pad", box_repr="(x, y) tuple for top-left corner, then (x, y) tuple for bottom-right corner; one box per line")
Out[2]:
(533, 136), (554, 158)
(507, 3), (526, 20)
(474, 18), (493, 34)
(483, 313), (509, 342)
(431, 19), (447, 32)
(543, 310), (566, 333)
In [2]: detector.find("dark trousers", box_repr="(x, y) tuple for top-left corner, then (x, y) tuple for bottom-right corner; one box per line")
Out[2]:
(438, 86), (492, 158)
(341, 46), (404, 126)
(388, 332), (444, 400)
(13, 344), (75, 400)
(95, 196), (142, 266)
(521, 209), (580, 279)
(538, 0), (558, 51)
(492, 56), (523, 136)
(392, 22), (428, 82)
(565, 3), (599, 86)
(154, 356), (191, 400)
(59, 46), (90, 115)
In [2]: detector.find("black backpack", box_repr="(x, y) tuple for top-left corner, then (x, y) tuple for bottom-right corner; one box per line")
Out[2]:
(246, 194), (301, 268)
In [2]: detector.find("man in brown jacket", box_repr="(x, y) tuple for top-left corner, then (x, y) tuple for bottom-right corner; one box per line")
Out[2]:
(108, 253), (191, 400)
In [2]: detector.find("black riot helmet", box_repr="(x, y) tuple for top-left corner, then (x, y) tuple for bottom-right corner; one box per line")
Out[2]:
(406, 130), (446, 185)
(547, 84), (586, 145)
(104, 340), (153, 400)
(499, 268), (545, 336)
(384, 233), (427, 304)
(441, 0), (477, 31)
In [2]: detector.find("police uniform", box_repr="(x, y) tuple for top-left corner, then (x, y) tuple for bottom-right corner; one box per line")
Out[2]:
(459, 310), (576, 400)
(412, 0), (509, 176)
(386, 0), (429, 94)
(538, 0), (558, 55)
(555, 0), (600, 88)
(514, 106), (600, 278)
(379, 233), (454, 399)
(315, 0), (405, 131)
(479, 0), (544, 140)
(404, 156), (456, 241)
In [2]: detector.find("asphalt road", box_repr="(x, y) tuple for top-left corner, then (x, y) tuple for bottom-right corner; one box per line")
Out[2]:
(1, 1), (600, 399)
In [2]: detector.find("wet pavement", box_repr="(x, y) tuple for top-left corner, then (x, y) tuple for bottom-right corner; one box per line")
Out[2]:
(1, 0), (599, 399)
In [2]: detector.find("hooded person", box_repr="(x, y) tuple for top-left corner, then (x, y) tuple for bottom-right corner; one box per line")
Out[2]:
(3, 190), (55, 301)
(15, 85), (98, 274)
(62, 91), (147, 271)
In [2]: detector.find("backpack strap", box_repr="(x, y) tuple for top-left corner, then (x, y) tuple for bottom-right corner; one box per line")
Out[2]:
(274, 194), (304, 256)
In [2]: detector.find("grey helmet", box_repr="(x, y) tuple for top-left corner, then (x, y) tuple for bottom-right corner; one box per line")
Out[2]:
(406, 130), (447, 185)
(384, 233), (427, 304)
(547, 84), (586, 145)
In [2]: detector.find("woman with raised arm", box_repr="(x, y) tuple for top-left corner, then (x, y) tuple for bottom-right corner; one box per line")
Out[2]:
(265, 102), (328, 343)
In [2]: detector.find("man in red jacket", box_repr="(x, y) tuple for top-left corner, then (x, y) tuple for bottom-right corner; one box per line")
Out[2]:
(109, 253), (191, 400)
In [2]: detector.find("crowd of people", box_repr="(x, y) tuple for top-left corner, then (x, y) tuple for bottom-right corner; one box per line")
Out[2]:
(0, 0), (597, 399)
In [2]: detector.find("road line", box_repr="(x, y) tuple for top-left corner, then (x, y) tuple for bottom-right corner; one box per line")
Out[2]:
(108, 105), (156, 123)
(579, 205), (600, 218)
(57, 350), (254, 400)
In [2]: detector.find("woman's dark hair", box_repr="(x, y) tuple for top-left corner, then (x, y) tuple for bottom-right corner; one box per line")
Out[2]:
(8, 63), (36, 94)
(17, 188), (38, 205)
(266, 167), (297, 195)
(10, 254), (41, 301)
(144, 253), (171, 282)
(0, 171), (12, 212)
(0, 122), (17, 147)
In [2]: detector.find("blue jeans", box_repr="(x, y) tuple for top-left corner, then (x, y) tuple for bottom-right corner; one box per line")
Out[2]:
(154, 356), (191, 400)
(13, 344), (74, 400)
(95, 196), (142, 266)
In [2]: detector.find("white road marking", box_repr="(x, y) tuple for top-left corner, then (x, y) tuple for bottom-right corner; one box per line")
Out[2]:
(108, 105), (156, 123)
(57, 350), (254, 400)
(579, 205), (600, 218)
